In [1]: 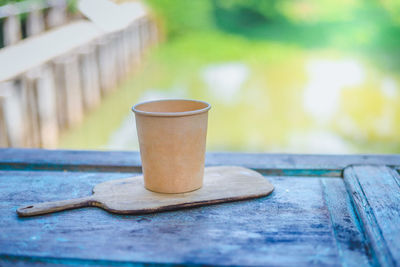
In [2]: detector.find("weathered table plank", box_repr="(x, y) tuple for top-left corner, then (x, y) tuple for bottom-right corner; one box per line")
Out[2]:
(0, 170), (366, 266)
(321, 178), (371, 266)
(0, 148), (399, 266)
(344, 166), (400, 267)
(0, 148), (399, 175)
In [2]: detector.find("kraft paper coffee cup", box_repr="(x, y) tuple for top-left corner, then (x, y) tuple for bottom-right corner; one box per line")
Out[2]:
(132, 99), (211, 193)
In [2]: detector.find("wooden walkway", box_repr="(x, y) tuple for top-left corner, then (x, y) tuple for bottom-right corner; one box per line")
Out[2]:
(0, 148), (399, 266)
(0, 1), (158, 149)
(0, 20), (102, 81)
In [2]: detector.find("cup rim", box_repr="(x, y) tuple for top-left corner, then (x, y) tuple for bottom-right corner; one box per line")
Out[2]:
(132, 99), (211, 117)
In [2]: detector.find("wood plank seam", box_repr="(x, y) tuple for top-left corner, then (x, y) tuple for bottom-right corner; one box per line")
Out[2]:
(338, 175), (378, 266)
(0, 162), (142, 173)
(2, 149), (400, 175)
(345, 167), (384, 266)
(0, 162), (343, 177)
(388, 167), (400, 188)
(321, 178), (372, 266)
(343, 165), (397, 267)
(0, 253), (158, 266)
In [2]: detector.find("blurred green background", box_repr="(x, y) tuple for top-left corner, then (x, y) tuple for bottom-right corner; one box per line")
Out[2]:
(58, 0), (400, 153)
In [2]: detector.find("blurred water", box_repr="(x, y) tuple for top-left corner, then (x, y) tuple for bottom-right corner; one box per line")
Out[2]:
(202, 63), (249, 104)
(59, 52), (400, 154)
(303, 59), (365, 123)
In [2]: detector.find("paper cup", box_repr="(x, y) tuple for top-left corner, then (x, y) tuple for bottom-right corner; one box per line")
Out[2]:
(132, 99), (211, 193)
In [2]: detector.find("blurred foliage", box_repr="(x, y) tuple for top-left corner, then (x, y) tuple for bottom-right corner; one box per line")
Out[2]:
(0, 0), (24, 5)
(145, 0), (215, 38)
(146, 0), (400, 72)
(381, 0), (400, 24)
(66, 0), (78, 13)
(146, 0), (400, 31)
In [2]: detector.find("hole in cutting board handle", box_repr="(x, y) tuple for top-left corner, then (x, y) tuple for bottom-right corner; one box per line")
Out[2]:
(21, 206), (33, 209)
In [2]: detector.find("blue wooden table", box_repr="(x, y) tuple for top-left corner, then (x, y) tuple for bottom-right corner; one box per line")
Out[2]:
(0, 148), (399, 266)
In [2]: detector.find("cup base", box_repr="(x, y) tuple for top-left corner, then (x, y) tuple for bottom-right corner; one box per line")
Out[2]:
(144, 185), (203, 194)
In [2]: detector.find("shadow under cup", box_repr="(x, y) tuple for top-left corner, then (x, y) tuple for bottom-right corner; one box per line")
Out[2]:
(132, 99), (211, 193)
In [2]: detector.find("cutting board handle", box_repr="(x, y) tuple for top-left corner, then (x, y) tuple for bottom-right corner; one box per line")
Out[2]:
(17, 196), (95, 217)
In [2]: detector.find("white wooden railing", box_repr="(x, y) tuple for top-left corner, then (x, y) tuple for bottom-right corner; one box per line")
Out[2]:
(0, 0), (69, 47)
(0, 1), (158, 148)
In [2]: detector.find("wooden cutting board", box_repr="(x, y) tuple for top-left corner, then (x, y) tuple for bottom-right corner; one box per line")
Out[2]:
(17, 166), (274, 217)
